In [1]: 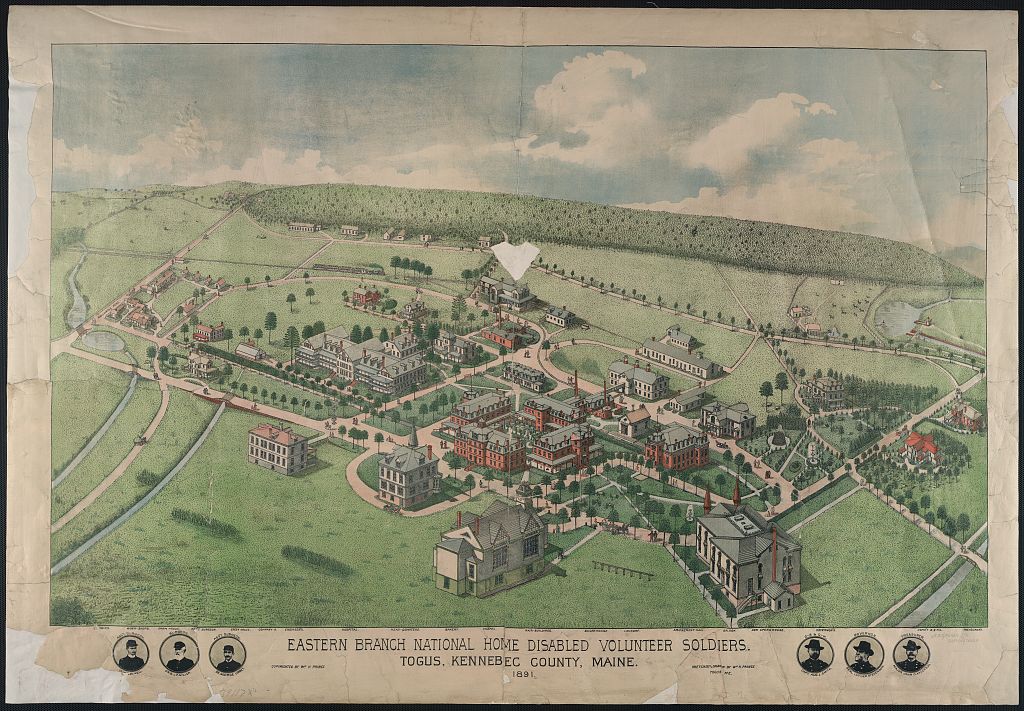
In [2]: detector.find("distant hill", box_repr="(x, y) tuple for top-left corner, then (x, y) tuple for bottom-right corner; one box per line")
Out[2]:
(911, 238), (986, 279)
(242, 183), (980, 287)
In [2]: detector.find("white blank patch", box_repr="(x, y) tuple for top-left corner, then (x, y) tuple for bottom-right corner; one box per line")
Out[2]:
(491, 241), (540, 280)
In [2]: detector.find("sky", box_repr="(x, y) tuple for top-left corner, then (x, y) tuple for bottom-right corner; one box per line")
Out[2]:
(53, 44), (988, 249)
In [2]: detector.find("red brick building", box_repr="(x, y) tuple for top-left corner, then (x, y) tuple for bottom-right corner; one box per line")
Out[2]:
(900, 431), (942, 465)
(454, 426), (526, 473)
(527, 423), (602, 474)
(352, 288), (382, 307)
(522, 395), (586, 432)
(481, 321), (526, 350)
(447, 392), (514, 429)
(645, 424), (709, 472)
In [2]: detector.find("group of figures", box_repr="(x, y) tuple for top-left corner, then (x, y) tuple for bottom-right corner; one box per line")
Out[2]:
(113, 633), (245, 675)
(798, 635), (929, 676)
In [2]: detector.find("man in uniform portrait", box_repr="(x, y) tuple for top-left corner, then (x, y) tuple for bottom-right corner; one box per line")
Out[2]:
(849, 639), (877, 674)
(800, 638), (830, 673)
(896, 639), (926, 672)
(116, 639), (146, 672)
(165, 640), (195, 673)
(215, 643), (243, 673)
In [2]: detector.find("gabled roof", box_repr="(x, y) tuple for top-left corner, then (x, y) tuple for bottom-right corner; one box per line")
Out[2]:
(459, 501), (543, 549)
(642, 339), (718, 369)
(380, 444), (435, 472)
(436, 538), (472, 555)
(622, 406), (651, 424)
(608, 360), (667, 386)
(762, 581), (788, 599)
(249, 423), (305, 446)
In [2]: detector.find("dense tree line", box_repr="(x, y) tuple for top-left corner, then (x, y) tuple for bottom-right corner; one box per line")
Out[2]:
(244, 184), (977, 286)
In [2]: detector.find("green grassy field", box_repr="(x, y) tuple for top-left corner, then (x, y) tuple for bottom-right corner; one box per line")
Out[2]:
(878, 556), (959, 626)
(502, 265), (752, 365)
(935, 359), (980, 385)
(71, 328), (149, 366)
(51, 408), (721, 628)
(82, 195), (226, 253)
(536, 244), (745, 326)
(51, 355), (134, 477)
(718, 265), (806, 330)
(791, 275), (887, 344)
(188, 211), (329, 271)
(920, 567), (987, 627)
(51, 391), (220, 563)
(77, 252), (167, 318)
(51, 379), (164, 522)
(195, 280), (398, 363)
(52, 192), (136, 233)
(149, 280), (199, 318)
(909, 421), (987, 538)
(228, 369), (330, 419)
(963, 379), (987, 411)
(921, 299), (986, 349)
(742, 490), (951, 628)
(356, 453), (382, 490)
(314, 240), (488, 288)
(784, 342), (954, 394)
(708, 339), (786, 421)
(815, 413), (879, 458)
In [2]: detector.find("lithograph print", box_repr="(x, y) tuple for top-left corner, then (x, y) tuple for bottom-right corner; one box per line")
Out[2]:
(6, 6), (1017, 705)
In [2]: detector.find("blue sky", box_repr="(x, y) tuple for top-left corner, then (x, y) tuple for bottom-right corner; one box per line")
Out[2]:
(53, 44), (987, 248)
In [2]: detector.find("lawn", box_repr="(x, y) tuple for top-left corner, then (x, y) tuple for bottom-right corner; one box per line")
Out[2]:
(314, 240), (488, 292)
(908, 421), (987, 539)
(52, 191), (136, 233)
(791, 275), (887, 344)
(535, 245), (745, 327)
(708, 339), (788, 421)
(82, 195), (226, 253)
(878, 556), (959, 626)
(774, 475), (859, 531)
(814, 413), (881, 458)
(921, 299), (986, 349)
(717, 264), (806, 331)
(51, 407), (721, 628)
(382, 384), (466, 429)
(51, 378), (164, 523)
(741, 490), (951, 628)
(783, 341), (954, 395)
(936, 359), (981, 385)
(72, 328), (155, 368)
(188, 211), (329, 271)
(50, 391), (220, 563)
(195, 280), (398, 363)
(920, 567), (987, 627)
(356, 454), (382, 491)
(76, 252), (168, 318)
(149, 280), (199, 319)
(963, 379), (986, 411)
(866, 284), (951, 343)
(503, 265), (751, 365)
(51, 355), (133, 477)
(227, 369), (332, 420)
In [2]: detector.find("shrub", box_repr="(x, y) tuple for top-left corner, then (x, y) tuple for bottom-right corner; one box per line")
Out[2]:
(170, 508), (240, 538)
(281, 546), (352, 577)
(51, 596), (94, 626)
(135, 469), (162, 487)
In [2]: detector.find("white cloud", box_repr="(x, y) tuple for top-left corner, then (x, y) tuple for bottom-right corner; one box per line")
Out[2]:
(335, 142), (511, 192)
(520, 50), (660, 168)
(675, 93), (835, 175)
(54, 113), (221, 180)
(799, 138), (892, 174)
(185, 147), (347, 185)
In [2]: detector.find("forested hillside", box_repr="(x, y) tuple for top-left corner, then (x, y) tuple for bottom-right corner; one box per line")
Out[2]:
(243, 183), (978, 286)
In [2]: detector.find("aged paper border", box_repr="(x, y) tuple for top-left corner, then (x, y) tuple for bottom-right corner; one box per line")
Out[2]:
(6, 6), (1018, 703)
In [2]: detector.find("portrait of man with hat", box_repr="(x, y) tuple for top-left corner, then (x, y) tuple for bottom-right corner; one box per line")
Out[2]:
(165, 639), (195, 673)
(848, 639), (877, 675)
(215, 642), (243, 673)
(896, 639), (926, 673)
(799, 638), (831, 673)
(116, 638), (146, 672)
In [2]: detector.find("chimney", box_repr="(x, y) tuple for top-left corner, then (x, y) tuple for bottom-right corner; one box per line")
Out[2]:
(646, 362), (651, 372)
(457, 511), (462, 528)
(427, 444), (433, 460)
(703, 488), (712, 515)
(363, 349), (367, 359)
(771, 525), (778, 583)
(732, 476), (741, 506)
(574, 369), (579, 397)
(475, 517), (480, 536)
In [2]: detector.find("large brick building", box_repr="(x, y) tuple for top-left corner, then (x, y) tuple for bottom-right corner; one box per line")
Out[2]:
(297, 325), (426, 396)
(608, 358), (669, 400)
(454, 426), (526, 473)
(527, 423), (602, 474)
(640, 338), (722, 380)
(522, 395), (586, 431)
(502, 362), (547, 392)
(803, 376), (845, 411)
(645, 423), (709, 471)
(433, 329), (479, 364)
(447, 391), (514, 429)
(478, 275), (536, 311)
(378, 430), (440, 508)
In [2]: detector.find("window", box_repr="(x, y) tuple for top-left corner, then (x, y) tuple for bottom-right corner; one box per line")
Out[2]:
(467, 563), (476, 579)
(443, 577), (450, 590)
(494, 573), (505, 586)
(746, 578), (754, 595)
(523, 535), (539, 558)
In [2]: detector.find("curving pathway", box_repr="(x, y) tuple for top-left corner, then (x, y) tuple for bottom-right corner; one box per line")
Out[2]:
(51, 402), (226, 576)
(52, 373), (139, 488)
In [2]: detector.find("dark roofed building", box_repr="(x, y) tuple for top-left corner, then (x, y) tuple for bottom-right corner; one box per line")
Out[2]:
(697, 503), (801, 612)
(433, 500), (546, 596)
